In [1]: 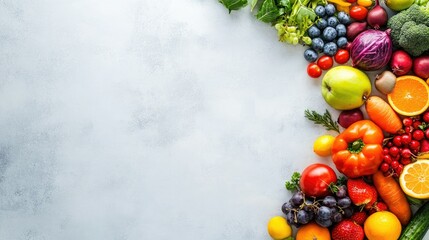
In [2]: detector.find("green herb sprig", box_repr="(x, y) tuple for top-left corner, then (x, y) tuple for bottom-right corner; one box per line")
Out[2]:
(304, 109), (340, 133)
(285, 172), (301, 191)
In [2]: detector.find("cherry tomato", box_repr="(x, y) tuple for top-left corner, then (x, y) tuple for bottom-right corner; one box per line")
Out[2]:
(349, 6), (368, 21)
(317, 55), (334, 70)
(299, 163), (338, 197)
(307, 63), (322, 78)
(334, 49), (350, 64)
(347, 0), (357, 3)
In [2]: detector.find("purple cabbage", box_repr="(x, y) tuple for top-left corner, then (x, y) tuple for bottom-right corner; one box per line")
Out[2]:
(350, 29), (392, 71)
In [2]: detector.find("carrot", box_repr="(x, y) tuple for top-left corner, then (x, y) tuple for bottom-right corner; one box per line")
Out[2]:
(372, 171), (412, 225)
(365, 96), (403, 134)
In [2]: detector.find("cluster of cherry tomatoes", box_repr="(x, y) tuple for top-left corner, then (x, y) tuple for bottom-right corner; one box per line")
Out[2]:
(307, 49), (350, 78)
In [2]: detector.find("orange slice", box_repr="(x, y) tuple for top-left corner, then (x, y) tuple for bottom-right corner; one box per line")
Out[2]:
(399, 159), (429, 199)
(387, 75), (429, 116)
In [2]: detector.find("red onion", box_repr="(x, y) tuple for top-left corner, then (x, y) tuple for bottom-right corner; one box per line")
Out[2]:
(337, 108), (364, 128)
(350, 29), (392, 71)
(367, 0), (388, 29)
(390, 50), (413, 76)
(413, 55), (429, 79)
(346, 22), (367, 41)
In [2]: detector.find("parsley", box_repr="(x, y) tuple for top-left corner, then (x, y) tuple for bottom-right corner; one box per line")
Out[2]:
(285, 172), (301, 191)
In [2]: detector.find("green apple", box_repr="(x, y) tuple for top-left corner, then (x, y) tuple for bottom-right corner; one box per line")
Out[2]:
(385, 0), (414, 11)
(321, 66), (371, 110)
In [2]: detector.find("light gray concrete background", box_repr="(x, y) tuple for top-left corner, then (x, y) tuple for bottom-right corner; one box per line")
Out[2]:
(1, 0), (426, 239)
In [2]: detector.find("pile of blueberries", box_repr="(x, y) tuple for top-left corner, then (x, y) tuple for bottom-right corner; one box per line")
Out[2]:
(304, 4), (352, 62)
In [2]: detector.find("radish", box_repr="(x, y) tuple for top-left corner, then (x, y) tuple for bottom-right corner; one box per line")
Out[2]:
(390, 50), (413, 76)
(413, 56), (429, 79)
(367, 0), (388, 29)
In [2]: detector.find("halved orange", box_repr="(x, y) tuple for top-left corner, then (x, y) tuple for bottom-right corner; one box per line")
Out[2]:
(399, 159), (429, 199)
(387, 75), (429, 116)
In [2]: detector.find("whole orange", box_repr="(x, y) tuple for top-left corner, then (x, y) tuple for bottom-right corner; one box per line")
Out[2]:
(296, 222), (331, 240)
(364, 211), (401, 240)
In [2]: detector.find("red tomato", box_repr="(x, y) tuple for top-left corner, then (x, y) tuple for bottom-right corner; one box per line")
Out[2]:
(317, 55), (334, 70)
(349, 6), (368, 21)
(299, 163), (338, 197)
(334, 49), (350, 64)
(307, 63), (322, 78)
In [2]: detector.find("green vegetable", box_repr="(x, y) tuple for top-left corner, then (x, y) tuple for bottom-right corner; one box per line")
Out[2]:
(387, 4), (429, 56)
(304, 109), (340, 133)
(257, 0), (281, 22)
(219, 0), (248, 13)
(285, 172), (301, 191)
(399, 201), (429, 240)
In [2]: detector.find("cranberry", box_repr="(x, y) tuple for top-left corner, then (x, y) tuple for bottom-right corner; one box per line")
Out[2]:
(409, 140), (420, 150)
(389, 146), (400, 157)
(401, 134), (412, 145)
(413, 120), (422, 129)
(383, 147), (390, 155)
(423, 111), (429, 123)
(404, 126), (412, 134)
(380, 163), (390, 173)
(393, 135), (403, 146)
(395, 164), (404, 175)
(403, 117), (413, 127)
(400, 158), (412, 165)
(383, 154), (393, 164)
(401, 148), (412, 158)
(391, 160), (399, 169)
(412, 129), (425, 141)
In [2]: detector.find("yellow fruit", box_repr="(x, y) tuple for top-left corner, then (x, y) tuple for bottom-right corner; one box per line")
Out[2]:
(296, 222), (331, 240)
(313, 135), (336, 157)
(357, 0), (373, 7)
(387, 75), (429, 116)
(399, 159), (429, 199)
(364, 211), (401, 240)
(267, 216), (292, 240)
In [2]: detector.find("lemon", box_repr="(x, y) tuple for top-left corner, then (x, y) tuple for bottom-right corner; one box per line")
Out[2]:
(267, 216), (292, 240)
(364, 211), (401, 240)
(399, 159), (429, 199)
(313, 135), (336, 157)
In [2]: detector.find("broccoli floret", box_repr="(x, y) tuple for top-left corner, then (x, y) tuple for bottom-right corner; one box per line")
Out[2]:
(387, 4), (429, 56)
(399, 22), (429, 56)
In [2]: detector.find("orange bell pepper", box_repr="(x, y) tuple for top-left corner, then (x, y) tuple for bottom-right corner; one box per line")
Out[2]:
(331, 120), (384, 178)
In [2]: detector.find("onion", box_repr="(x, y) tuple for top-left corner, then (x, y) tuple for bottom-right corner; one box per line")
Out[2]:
(337, 108), (364, 128)
(390, 50), (413, 76)
(413, 56), (429, 79)
(346, 22), (367, 41)
(350, 29), (392, 71)
(367, 0), (388, 29)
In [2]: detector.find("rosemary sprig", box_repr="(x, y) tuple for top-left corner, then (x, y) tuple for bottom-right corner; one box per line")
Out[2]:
(304, 109), (340, 133)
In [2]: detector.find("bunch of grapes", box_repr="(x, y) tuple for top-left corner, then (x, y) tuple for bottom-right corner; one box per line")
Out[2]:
(381, 111), (429, 177)
(281, 185), (354, 228)
(303, 4), (351, 62)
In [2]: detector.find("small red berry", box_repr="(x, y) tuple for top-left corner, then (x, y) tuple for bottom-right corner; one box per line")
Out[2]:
(401, 134), (412, 145)
(380, 162), (390, 172)
(389, 146), (400, 157)
(395, 164), (404, 175)
(393, 135), (403, 146)
(423, 111), (429, 123)
(403, 117), (413, 127)
(412, 129), (425, 141)
(383, 147), (389, 155)
(409, 140), (420, 150)
(413, 120), (422, 129)
(401, 148), (412, 158)
(391, 160), (399, 169)
(400, 157), (412, 165)
(383, 154), (392, 164)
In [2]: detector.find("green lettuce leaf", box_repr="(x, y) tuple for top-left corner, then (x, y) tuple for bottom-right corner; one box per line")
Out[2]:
(256, 0), (281, 23)
(219, 0), (248, 13)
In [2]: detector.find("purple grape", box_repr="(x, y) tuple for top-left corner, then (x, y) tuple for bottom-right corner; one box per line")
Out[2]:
(282, 202), (293, 214)
(322, 196), (337, 207)
(338, 197), (352, 208)
(332, 212), (343, 223)
(317, 206), (332, 220)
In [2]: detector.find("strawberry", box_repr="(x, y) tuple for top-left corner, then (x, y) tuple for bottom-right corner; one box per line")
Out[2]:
(369, 201), (389, 214)
(331, 219), (365, 240)
(347, 178), (377, 208)
(350, 211), (368, 226)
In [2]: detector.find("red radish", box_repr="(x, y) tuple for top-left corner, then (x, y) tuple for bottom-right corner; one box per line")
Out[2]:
(347, 22), (367, 41)
(367, 0), (388, 29)
(390, 50), (413, 76)
(413, 56), (429, 79)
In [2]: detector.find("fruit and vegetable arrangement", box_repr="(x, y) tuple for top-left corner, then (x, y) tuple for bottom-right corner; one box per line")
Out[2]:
(219, 0), (429, 239)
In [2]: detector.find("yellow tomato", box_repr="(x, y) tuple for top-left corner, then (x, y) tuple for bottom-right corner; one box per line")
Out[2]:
(357, 0), (373, 7)
(364, 211), (401, 240)
(313, 135), (336, 157)
(267, 216), (292, 240)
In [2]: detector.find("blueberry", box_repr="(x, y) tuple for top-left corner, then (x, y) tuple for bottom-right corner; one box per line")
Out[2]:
(315, 18), (328, 30)
(336, 24), (347, 37)
(323, 42), (338, 56)
(311, 38), (325, 53)
(327, 16), (339, 27)
(325, 4), (336, 16)
(315, 5), (326, 17)
(337, 11), (351, 25)
(322, 26), (337, 41)
(304, 48), (318, 62)
(307, 25), (321, 38)
(337, 37), (348, 48)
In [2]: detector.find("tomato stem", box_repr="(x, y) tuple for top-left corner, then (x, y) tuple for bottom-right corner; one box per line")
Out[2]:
(348, 139), (365, 153)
